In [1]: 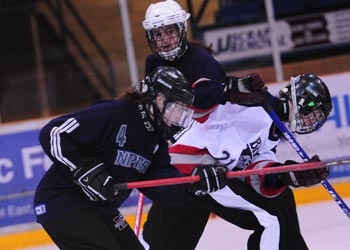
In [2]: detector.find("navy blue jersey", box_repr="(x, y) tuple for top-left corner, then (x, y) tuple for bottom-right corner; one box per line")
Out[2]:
(34, 100), (190, 223)
(145, 44), (226, 84)
(145, 43), (227, 111)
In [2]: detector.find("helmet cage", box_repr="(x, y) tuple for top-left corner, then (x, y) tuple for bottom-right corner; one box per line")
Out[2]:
(294, 108), (327, 134)
(146, 23), (188, 61)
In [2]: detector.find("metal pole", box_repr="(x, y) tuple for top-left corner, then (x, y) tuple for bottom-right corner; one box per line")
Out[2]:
(31, 14), (50, 117)
(264, 0), (284, 82)
(118, 0), (139, 87)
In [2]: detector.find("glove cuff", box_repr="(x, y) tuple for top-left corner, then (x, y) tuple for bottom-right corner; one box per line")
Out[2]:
(225, 76), (240, 93)
(284, 172), (301, 187)
(275, 98), (289, 122)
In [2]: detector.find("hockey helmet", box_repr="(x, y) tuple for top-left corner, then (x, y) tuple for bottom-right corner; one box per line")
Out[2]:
(142, 0), (190, 61)
(139, 66), (194, 128)
(279, 74), (332, 134)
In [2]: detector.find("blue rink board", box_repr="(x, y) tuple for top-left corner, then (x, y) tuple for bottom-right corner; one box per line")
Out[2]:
(1, 128), (349, 228)
(0, 128), (152, 227)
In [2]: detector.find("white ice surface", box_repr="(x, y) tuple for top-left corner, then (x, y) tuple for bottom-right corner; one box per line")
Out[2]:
(21, 198), (350, 250)
(195, 199), (350, 250)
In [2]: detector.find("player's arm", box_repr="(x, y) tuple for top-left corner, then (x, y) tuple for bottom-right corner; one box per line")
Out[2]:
(139, 143), (227, 205)
(245, 155), (329, 198)
(39, 110), (116, 203)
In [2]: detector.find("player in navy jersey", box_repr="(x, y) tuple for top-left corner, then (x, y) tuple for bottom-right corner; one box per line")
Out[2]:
(33, 66), (227, 250)
(141, 1), (332, 250)
(141, 1), (270, 249)
(142, 1), (230, 249)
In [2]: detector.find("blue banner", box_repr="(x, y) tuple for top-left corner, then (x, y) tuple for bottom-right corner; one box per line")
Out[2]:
(0, 129), (45, 227)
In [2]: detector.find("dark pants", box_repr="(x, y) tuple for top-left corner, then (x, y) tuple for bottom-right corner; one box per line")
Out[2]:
(143, 200), (211, 250)
(143, 183), (308, 250)
(269, 187), (308, 250)
(41, 206), (144, 250)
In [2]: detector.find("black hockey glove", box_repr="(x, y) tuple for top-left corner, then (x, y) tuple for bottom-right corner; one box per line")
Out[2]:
(224, 73), (267, 106)
(283, 155), (329, 188)
(239, 73), (267, 92)
(73, 162), (117, 202)
(190, 164), (228, 195)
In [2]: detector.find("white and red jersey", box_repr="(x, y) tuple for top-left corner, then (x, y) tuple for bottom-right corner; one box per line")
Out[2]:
(170, 103), (279, 173)
(169, 103), (285, 250)
(169, 102), (286, 198)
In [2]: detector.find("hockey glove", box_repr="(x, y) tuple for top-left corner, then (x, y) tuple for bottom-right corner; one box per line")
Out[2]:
(283, 155), (329, 188)
(239, 73), (267, 92)
(247, 160), (287, 197)
(73, 162), (117, 202)
(224, 73), (267, 106)
(190, 164), (227, 195)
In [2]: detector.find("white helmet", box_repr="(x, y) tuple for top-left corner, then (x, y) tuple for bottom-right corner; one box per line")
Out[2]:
(143, 0), (190, 61)
(143, 0), (190, 30)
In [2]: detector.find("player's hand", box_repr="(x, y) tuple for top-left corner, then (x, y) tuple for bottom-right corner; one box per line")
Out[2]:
(238, 73), (267, 93)
(73, 162), (117, 202)
(284, 155), (329, 187)
(190, 164), (227, 195)
(224, 74), (266, 106)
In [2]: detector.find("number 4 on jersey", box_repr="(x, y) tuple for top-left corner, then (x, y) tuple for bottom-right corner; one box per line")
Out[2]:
(116, 124), (127, 147)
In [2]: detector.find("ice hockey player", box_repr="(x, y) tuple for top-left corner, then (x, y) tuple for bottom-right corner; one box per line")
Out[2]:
(33, 66), (227, 250)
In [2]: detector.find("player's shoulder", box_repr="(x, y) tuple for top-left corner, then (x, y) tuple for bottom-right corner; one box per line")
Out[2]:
(88, 99), (123, 109)
(145, 54), (167, 75)
(145, 54), (158, 67)
(187, 43), (213, 58)
(145, 53), (158, 62)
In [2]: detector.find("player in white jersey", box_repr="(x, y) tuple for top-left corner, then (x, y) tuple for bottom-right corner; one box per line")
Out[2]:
(168, 74), (332, 250)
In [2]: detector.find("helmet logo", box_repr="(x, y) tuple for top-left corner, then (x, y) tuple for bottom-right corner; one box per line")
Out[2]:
(308, 101), (315, 107)
(141, 82), (149, 94)
(158, 78), (173, 89)
(306, 86), (319, 97)
(167, 70), (179, 78)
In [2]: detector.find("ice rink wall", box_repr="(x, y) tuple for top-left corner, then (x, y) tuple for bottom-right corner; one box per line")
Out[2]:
(0, 72), (350, 249)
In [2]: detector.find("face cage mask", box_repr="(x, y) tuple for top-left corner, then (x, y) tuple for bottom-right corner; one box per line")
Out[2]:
(162, 102), (193, 128)
(147, 23), (187, 61)
(289, 76), (327, 134)
(158, 47), (183, 61)
(294, 109), (326, 134)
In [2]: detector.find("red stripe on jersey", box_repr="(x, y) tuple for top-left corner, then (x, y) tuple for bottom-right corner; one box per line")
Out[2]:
(169, 144), (214, 175)
(170, 144), (210, 155)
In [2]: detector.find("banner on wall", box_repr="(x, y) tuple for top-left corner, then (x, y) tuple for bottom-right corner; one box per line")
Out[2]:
(203, 9), (350, 63)
(1, 72), (350, 228)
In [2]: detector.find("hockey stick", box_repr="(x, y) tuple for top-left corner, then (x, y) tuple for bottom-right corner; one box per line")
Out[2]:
(133, 192), (145, 237)
(113, 159), (349, 190)
(262, 100), (350, 219)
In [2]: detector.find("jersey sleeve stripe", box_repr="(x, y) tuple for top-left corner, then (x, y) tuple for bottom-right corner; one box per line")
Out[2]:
(50, 117), (80, 171)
